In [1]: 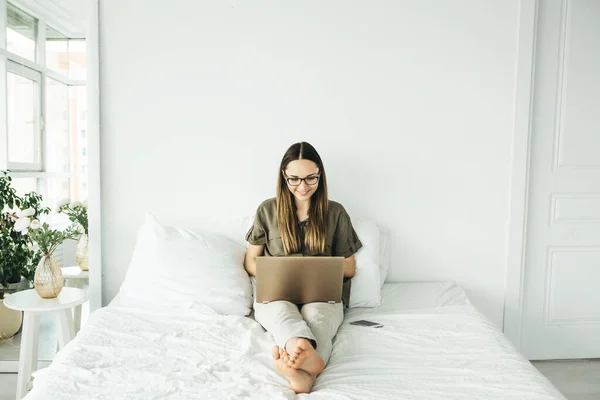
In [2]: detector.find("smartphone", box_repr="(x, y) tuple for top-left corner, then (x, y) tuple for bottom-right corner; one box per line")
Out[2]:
(349, 319), (383, 328)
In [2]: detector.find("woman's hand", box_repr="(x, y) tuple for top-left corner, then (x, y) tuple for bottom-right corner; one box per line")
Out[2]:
(343, 255), (356, 278)
(243, 244), (265, 276)
(245, 245), (355, 278)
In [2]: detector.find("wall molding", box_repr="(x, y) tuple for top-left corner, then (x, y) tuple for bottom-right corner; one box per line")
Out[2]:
(503, 0), (539, 350)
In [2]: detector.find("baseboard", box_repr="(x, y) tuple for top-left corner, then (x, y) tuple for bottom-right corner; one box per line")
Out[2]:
(0, 360), (52, 373)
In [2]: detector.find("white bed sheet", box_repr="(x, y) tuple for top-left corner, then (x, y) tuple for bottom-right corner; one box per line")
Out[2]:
(24, 282), (565, 400)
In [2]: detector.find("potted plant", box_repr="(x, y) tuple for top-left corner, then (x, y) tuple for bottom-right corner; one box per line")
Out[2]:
(0, 171), (48, 338)
(57, 199), (89, 271)
(14, 215), (79, 299)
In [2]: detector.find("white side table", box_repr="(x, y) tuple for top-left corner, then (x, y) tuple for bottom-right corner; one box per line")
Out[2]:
(61, 266), (89, 333)
(3, 287), (88, 400)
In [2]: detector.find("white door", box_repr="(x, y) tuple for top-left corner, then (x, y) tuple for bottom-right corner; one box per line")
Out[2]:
(521, 0), (600, 360)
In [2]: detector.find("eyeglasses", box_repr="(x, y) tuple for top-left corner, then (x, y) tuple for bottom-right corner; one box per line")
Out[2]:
(283, 172), (320, 186)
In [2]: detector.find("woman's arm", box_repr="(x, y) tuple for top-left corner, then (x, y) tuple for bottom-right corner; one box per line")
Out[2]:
(343, 255), (356, 278)
(243, 244), (265, 276)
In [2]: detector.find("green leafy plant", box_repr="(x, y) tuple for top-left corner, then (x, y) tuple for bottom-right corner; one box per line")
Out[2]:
(0, 171), (50, 296)
(16, 220), (79, 255)
(57, 199), (88, 235)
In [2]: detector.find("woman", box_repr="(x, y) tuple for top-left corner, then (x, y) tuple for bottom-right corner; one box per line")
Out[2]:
(244, 141), (363, 394)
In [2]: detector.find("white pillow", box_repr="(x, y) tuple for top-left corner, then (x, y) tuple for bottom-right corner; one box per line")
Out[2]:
(202, 215), (254, 248)
(378, 225), (392, 287)
(349, 220), (382, 308)
(117, 214), (253, 316)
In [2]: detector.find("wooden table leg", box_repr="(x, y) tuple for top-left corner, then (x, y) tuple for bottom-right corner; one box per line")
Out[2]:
(16, 312), (39, 400)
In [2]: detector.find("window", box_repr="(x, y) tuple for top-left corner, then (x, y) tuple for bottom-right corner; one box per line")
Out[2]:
(45, 78), (70, 173)
(46, 27), (87, 79)
(45, 25), (69, 75)
(2, 2), (88, 206)
(68, 40), (87, 80)
(44, 178), (71, 208)
(10, 177), (38, 197)
(6, 3), (37, 61)
(70, 86), (88, 191)
(7, 72), (35, 163)
(7, 62), (42, 170)
(73, 176), (88, 202)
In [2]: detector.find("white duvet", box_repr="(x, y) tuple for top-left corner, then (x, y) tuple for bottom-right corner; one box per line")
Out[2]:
(25, 283), (565, 400)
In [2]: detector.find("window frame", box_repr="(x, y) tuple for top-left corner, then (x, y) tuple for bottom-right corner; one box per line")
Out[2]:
(0, 0), (101, 329)
(6, 59), (42, 171)
(6, 1), (38, 63)
(1, 0), (87, 205)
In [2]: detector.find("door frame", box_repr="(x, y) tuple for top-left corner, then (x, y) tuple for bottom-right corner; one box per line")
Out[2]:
(85, 0), (102, 313)
(503, 0), (538, 351)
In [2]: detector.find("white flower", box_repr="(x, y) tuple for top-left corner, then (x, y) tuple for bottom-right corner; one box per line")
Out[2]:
(77, 225), (86, 234)
(81, 200), (88, 208)
(30, 219), (41, 230)
(56, 198), (71, 208)
(70, 201), (82, 209)
(14, 217), (31, 233)
(17, 208), (35, 218)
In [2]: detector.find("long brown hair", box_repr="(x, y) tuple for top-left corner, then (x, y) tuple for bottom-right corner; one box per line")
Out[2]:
(276, 142), (328, 255)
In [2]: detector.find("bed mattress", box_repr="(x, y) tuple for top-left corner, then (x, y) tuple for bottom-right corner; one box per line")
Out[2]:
(24, 282), (565, 399)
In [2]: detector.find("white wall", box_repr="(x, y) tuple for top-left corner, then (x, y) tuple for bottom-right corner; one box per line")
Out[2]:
(99, 0), (519, 328)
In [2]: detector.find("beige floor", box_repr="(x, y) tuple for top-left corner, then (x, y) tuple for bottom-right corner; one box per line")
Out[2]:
(532, 359), (600, 400)
(0, 360), (598, 399)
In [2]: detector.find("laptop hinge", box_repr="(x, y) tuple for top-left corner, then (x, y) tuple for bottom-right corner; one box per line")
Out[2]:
(262, 301), (270, 304)
(328, 301), (335, 304)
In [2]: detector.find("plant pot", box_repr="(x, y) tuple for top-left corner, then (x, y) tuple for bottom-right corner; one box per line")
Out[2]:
(0, 296), (22, 340)
(5, 276), (31, 292)
(34, 254), (64, 298)
(76, 233), (89, 271)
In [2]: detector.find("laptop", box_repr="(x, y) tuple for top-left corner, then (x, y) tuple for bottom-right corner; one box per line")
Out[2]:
(255, 256), (344, 304)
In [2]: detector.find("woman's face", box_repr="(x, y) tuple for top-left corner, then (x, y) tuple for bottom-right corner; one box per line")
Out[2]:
(283, 160), (320, 202)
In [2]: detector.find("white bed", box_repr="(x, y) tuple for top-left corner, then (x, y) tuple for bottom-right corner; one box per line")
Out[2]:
(24, 282), (565, 399)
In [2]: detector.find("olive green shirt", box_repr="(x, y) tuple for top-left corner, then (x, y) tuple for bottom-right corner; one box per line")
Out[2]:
(245, 198), (363, 306)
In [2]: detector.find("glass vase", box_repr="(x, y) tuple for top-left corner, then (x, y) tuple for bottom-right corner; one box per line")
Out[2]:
(76, 233), (89, 271)
(34, 254), (64, 298)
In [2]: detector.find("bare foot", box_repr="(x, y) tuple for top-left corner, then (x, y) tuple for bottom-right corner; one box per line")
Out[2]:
(285, 338), (325, 376)
(272, 345), (315, 394)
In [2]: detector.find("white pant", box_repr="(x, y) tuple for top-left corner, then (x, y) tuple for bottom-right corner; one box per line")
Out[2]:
(253, 300), (344, 365)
